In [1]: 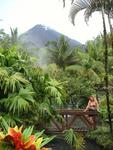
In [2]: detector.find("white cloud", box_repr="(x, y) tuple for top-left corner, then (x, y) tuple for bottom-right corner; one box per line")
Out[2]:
(0, 0), (112, 44)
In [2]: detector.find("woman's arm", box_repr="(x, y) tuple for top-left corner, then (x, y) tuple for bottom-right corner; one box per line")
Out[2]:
(95, 98), (99, 111)
(84, 101), (90, 112)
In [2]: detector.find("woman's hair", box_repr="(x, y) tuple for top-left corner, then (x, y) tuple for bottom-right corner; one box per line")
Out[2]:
(88, 96), (94, 101)
(89, 96), (99, 103)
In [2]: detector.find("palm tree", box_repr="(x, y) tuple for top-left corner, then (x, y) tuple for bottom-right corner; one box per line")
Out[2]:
(99, 0), (112, 134)
(63, 0), (113, 133)
(105, 0), (113, 55)
(10, 27), (18, 45)
(0, 30), (10, 49)
(66, 48), (103, 96)
(0, 28), (19, 49)
(63, 0), (113, 36)
(46, 35), (77, 70)
(68, 0), (113, 54)
(86, 37), (104, 61)
(105, 0), (113, 32)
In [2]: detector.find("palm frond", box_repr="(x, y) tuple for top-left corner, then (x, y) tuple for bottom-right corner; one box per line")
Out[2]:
(87, 69), (101, 83)
(66, 65), (84, 74)
(2, 114), (19, 127)
(4, 72), (29, 93)
(64, 129), (85, 150)
(0, 117), (9, 133)
(69, 0), (102, 25)
(46, 35), (76, 69)
(64, 128), (77, 145)
(45, 79), (65, 105)
(69, 0), (92, 25)
(1, 87), (35, 114)
(19, 86), (35, 103)
(2, 96), (30, 114)
(40, 136), (56, 148)
(92, 60), (105, 73)
(37, 101), (52, 116)
(0, 67), (8, 81)
(84, 0), (101, 23)
(0, 52), (5, 65)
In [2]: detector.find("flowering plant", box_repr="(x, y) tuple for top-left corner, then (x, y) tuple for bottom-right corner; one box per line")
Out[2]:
(0, 124), (54, 150)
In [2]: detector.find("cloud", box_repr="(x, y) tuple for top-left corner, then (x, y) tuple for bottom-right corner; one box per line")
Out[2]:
(0, 0), (111, 44)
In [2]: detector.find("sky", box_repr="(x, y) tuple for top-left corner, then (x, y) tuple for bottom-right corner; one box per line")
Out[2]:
(0, 0), (112, 44)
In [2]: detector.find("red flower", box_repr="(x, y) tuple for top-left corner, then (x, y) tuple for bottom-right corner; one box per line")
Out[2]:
(24, 135), (36, 149)
(41, 147), (48, 150)
(8, 128), (24, 150)
(27, 144), (37, 150)
(0, 126), (48, 150)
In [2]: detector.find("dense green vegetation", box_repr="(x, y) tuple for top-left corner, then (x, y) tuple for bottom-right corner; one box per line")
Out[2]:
(0, 29), (66, 129)
(0, 26), (113, 149)
(0, 0), (113, 149)
(86, 126), (113, 149)
(62, 0), (113, 149)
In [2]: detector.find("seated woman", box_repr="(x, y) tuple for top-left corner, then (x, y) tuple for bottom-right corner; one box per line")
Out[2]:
(84, 96), (99, 125)
(84, 96), (99, 112)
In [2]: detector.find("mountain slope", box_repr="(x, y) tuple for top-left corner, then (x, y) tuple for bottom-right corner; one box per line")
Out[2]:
(19, 24), (81, 48)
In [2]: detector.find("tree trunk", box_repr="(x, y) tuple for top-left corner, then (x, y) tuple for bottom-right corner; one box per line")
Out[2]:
(101, 5), (113, 134)
(108, 14), (112, 33)
(107, 14), (113, 56)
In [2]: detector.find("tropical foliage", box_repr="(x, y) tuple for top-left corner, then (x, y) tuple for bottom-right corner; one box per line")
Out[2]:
(62, 0), (113, 135)
(86, 126), (113, 149)
(1, 0), (113, 148)
(46, 35), (77, 70)
(0, 118), (55, 150)
(0, 29), (65, 129)
(64, 128), (85, 150)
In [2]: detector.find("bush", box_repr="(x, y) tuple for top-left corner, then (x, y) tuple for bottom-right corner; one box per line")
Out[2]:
(86, 126), (113, 150)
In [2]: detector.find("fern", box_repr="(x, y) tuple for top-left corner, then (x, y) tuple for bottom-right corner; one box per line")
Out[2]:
(64, 129), (85, 150)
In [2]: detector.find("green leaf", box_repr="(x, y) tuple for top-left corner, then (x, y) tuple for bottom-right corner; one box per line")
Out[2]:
(35, 130), (45, 140)
(64, 129), (76, 145)
(0, 117), (9, 134)
(41, 136), (56, 148)
(23, 126), (34, 140)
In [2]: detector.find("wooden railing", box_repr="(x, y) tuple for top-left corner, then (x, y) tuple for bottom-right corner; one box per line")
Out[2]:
(46, 109), (98, 133)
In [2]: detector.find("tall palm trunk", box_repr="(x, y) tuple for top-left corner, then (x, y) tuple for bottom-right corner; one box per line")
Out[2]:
(101, 4), (113, 134)
(107, 14), (113, 55)
(107, 0), (113, 55)
(108, 14), (112, 33)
